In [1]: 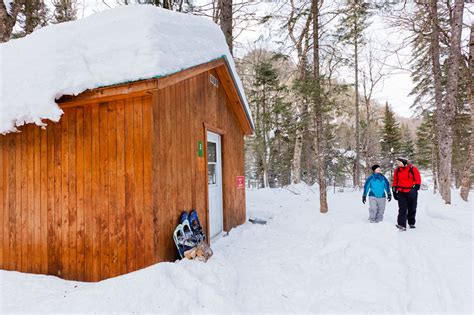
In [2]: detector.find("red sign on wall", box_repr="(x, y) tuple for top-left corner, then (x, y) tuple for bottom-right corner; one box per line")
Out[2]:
(236, 176), (245, 189)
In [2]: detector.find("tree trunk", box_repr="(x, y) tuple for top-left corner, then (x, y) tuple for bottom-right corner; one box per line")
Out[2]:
(312, 0), (328, 213)
(219, 0), (233, 55)
(262, 87), (269, 188)
(354, 15), (360, 188)
(365, 98), (372, 177)
(429, 0), (444, 197)
(291, 128), (303, 184)
(287, 4), (312, 185)
(460, 24), (474, 201)
(0, 0), (21, 42)
(290, 59), (308, 184)
(438, 0), (465, 204)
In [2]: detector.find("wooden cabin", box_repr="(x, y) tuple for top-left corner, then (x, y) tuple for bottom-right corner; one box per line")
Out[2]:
(0, 24), (253, 281)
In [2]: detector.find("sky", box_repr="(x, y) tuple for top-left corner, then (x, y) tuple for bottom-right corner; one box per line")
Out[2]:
(228, 2), (418, 118)
(73, 1), (472, 118)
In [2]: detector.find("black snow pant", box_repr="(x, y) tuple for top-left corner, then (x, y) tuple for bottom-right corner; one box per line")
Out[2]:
(397, 190), (418, 227)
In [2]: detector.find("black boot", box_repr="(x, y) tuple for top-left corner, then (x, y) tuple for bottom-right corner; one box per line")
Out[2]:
(396, 224), (407, 231)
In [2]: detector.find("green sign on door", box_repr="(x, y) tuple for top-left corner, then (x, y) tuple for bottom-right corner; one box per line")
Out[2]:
(198, 141), (203, 157)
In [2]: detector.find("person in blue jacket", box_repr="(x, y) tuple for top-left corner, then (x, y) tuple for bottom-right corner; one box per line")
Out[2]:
(362, 164), (392, 223)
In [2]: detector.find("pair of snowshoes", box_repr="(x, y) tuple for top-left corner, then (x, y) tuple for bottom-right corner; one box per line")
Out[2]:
(173, 209), (206, 259)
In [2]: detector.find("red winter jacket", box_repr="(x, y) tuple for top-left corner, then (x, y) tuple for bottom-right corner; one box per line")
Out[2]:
(392, 164), (422, 193)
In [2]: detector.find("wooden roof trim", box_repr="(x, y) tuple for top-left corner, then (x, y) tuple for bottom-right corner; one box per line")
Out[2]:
(215, 64), (253, 135)
(57, 58), (226, 106)
(157, 58), (225, 90)
(57, 79), (158, 106)
(56, 57), (253, 135)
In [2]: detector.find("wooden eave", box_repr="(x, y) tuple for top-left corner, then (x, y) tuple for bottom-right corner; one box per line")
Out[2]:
(57, 58), (253, 135)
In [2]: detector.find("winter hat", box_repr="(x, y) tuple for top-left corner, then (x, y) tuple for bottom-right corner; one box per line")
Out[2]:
(371, 164), (381, 172)
(397, 157), (408, 166)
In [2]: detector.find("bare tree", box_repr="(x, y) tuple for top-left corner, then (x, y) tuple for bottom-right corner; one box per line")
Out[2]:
(437, 0), (465, 204)
(52, 0), (77, 23)
(218, 0), (233, 54)
(0, 0), (21, 42)
(337, 0), (371, 188)
(286, 0), (312, 184)
(361, 44), (387, 176)
(189, 0), (260, 52)
(460, 24), (473, 202)
(427, 0), (445, 201)
(310, 0), (328, 212)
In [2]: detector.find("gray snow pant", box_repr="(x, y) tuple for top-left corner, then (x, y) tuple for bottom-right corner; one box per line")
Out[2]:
(368, 197), (386, 222)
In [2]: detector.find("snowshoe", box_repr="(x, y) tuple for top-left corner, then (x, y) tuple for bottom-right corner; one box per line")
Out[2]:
(179, 211), (189, 225)
(173, 224), (193, 258)
(189, 209), (206, 243)
(409, 225), (416, 229)
(395, 224), (407, 231)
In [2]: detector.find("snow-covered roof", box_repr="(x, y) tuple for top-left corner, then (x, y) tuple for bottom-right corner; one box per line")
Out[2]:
(0, 5), (253, 134)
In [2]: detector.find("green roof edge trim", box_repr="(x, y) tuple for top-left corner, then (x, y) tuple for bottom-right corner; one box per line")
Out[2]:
(93, 55), (226, 89)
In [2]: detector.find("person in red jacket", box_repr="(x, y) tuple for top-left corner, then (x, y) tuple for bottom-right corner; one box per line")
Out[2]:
(392, 157), (422, 231)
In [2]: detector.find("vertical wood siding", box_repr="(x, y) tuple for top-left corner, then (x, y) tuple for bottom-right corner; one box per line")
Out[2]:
(0, 69), (246, 281)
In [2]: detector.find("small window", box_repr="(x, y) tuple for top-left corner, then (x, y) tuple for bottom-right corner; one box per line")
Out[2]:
(210, 74), (219, 87)
(207, 141), (217, 185)
(207, 142), (217, 163)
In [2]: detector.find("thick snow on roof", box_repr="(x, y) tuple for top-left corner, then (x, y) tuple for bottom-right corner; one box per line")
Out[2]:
(0, 5), (252, 134)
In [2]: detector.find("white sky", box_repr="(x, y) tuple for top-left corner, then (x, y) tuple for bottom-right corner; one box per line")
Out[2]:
(73, 1), (473, 118)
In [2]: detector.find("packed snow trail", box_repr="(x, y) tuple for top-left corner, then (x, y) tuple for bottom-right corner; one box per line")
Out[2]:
(0, 185), (472, 313)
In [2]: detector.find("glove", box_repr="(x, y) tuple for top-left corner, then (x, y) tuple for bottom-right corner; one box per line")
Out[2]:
(362, 196), (366, 204)
(387, 195), (392, 202)
(392, 187), (398, 200)
(413, 184), (420, 191)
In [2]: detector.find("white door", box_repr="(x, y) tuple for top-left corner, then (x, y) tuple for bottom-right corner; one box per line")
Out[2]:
(207, 131), (223, 239)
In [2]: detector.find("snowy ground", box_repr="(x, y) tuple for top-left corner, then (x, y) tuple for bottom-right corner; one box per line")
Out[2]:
(1, 185), (472, 313)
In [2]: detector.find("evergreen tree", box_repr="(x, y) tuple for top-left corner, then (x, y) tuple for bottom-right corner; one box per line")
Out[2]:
(247, 54), (292, 188)
(379, 102), (401, 171)
(416, 113), (436, 169)
(400, 124), (415, 160)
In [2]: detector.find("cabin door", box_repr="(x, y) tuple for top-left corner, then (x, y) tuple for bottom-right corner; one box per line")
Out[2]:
(207, 131), (223, 239)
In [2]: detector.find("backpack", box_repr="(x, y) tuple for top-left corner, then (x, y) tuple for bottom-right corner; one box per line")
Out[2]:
(394, 165), (415, 187)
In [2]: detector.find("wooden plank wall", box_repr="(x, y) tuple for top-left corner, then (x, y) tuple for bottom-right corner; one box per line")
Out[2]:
(151, 70), (246, 262)
(0, 68), (246, 281)
(0, 96), (155, 281)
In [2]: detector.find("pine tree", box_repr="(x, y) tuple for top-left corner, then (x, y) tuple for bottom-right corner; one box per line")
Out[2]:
(379, 102), (401, 171)
(400, 124), (415, 160)
(416, 111), (440, 192)
(416, 113), (436, 169)
(247, 53), (292, 188)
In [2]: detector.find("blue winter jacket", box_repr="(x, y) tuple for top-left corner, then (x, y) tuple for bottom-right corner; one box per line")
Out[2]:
(363, 173), (391, 198)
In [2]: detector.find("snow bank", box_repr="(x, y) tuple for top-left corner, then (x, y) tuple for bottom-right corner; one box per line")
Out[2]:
(0, 5), (252, 134)
(1, 187), (472, 313)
